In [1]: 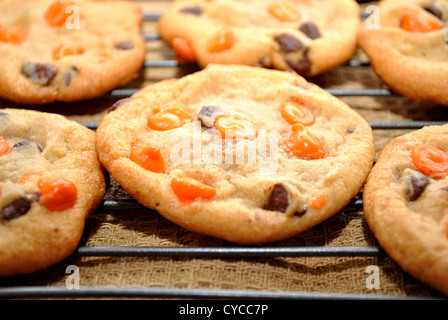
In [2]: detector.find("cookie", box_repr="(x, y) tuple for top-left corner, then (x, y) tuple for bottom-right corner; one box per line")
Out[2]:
(95, 64), (375, 244)
(358, 0), (448, 105)
(0, 0), (145, 105)
(363, 124), (448, 296)
(0, 108), (106, 276)
(158, 0), (360, 77)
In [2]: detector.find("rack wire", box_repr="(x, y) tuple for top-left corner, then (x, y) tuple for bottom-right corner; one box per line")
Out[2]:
(1, 1), (448, 300)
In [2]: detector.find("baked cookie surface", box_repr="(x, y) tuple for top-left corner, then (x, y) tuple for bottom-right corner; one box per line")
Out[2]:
(0, 108), (106, 276)
(96, 64), (375, 244)
(363, 124), (448, 296)
(358, 0), (448, 105)
(158, 0), (360, 77)
(0, 0), (145, 105)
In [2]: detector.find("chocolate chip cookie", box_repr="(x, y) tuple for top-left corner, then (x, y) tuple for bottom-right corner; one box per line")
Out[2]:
(0, 108), (106, 276)
(358, 0), (448, 105)
(363, 124), (448, 296)
(158, 0), (361, 77)
(96, 64), (375, 244)
(0, 0), (145, 105)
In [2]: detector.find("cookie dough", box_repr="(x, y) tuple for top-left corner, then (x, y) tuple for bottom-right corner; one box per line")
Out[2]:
(358, 0), (448, 105)
(96, 64), (375, 244)
(158, 0), (361, 77)
(0, 108), (106, 276)
(363, 124), (448, 296)
(0, 0), (145, 105)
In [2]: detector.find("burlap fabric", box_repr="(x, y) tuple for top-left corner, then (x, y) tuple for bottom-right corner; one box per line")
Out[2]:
(1, 1), (447, 299)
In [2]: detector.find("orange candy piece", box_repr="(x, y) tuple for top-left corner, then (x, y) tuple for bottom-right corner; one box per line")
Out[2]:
(400, 11), (443, 32)
(52, 44), (84, 60)
(0, 24), (26, 45)
(171, 177), (217, 204)
(38, 177), (78, 212)
(311, 195), (327, 210)
(0, 136), (10, 156)
(20, 175), (33, 184)
(148, 106), (191, 131)
(215, 116), (257, 141)
(171, 37), (196, 64)
(130, 146), (166, 174)
(268, 1), (301, 22)
(45, 0), (76, 27)
(285, 123), (326, 159)
(207, 29), (235, 53)
(281, 99), (315, 126)
(411, 144), (448, 177)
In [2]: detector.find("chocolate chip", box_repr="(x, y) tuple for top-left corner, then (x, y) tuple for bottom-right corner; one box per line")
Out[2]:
(295, 205), (308, 217)
(274, 33), (305, 53)
(108, 97), (133, 113)
(12, 140), (43, 152)
(263, 184), (290, 213)
(286, 50), (312, 76)
(115, 41), (134, 50)
(424, 3), (444, 20)
(31, 192), (40, 202)
(405, 172), (430, 201)
(0, 197), (32, 221)
(21, 62), (57, 86)
(179, 5), (203, 16)
(198, 106), (225, 128)
(299, 22), (321, 40)
(347, 127), (356, 133)
(256, 56), (272, 68)
(64, 66), (79, 86)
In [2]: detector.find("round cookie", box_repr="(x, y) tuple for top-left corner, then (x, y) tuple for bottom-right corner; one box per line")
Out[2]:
(0, 108), (106, 276)
(96, 64), (375, 244)
(358, 0), (448, 105)
(0, 0), (145, 105)
(363, 124), (448, 296)
(158, 0), (361, 77)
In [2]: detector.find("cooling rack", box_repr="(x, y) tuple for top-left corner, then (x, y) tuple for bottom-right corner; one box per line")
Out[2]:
(1, 0), (448, 301)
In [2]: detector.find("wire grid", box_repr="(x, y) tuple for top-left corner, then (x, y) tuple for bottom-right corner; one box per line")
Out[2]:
(1, 2), (448, 300)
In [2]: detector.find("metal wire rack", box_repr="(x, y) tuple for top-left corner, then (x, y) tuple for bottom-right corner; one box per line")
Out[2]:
(1, 2), (448, 300)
